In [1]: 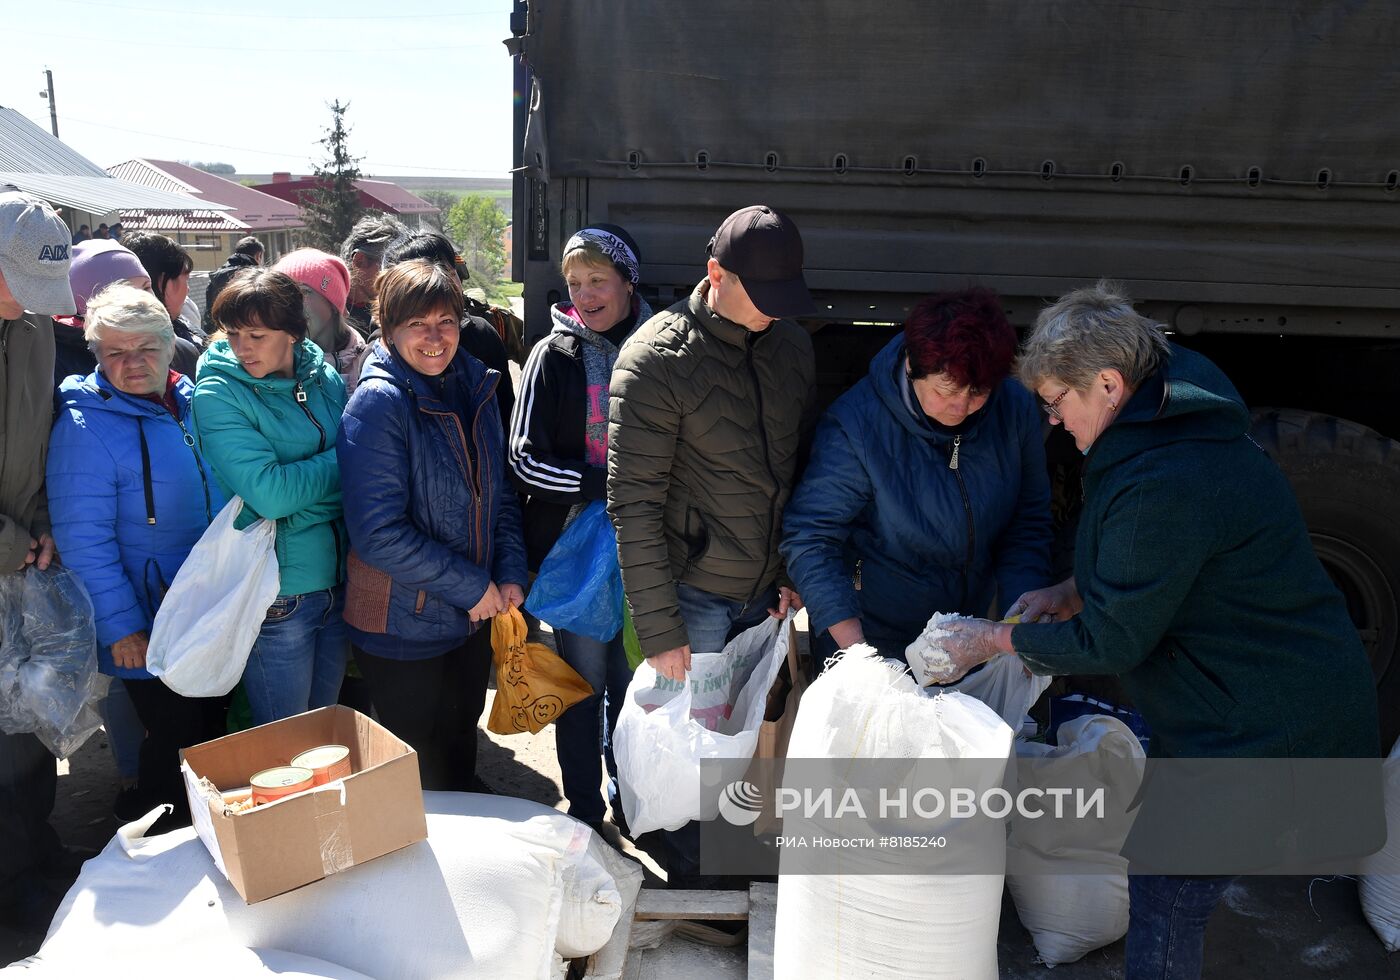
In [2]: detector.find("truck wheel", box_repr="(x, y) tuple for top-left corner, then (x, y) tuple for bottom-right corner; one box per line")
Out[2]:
(1251, 409), (1400, 749)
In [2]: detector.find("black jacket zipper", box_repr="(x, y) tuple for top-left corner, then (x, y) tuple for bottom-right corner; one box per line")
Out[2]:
(949, 434), (975, 610)
(746, 335), (779, 604)
(173, 416), (213, 523)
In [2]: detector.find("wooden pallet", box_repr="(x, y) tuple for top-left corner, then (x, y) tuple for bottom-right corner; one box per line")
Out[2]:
(582, 883), (777, 980)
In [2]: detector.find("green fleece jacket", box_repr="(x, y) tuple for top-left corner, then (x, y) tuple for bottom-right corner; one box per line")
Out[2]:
(0, 314), (55, 570)
(1012, 345), (1378, 759)
(192, 338), (348, 597)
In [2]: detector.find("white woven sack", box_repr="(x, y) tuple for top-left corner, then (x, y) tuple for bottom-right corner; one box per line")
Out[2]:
(774, 646), (1013, 980)
(146, 497), (279, 697)
(24, 793), (635, 980)
(1006, 715), (1145, 966)
(1359, 736), (1400, 951)
(614, 614), (791, 836)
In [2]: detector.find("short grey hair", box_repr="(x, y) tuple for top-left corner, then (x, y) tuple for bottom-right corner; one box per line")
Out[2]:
(84, 283), (175, 354)
(1019, 280), (1171, 391)
(339, 213), (411, 268)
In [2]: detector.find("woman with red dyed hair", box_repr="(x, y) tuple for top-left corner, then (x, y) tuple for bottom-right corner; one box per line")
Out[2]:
(781, 287), (1053, 664)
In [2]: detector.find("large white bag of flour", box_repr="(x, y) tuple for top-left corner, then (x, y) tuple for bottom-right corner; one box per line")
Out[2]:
(1006, 715), (1145, 966)
(1360, 736), (1400, 950)
(614, 615), (791, 835)
(773, 645), (1013, 980)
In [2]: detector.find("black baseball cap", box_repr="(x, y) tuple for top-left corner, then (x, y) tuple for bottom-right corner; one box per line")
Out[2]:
(707, 205), (816, 318)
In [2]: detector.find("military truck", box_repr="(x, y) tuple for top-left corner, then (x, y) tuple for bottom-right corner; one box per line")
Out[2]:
(508, 1), (1400, 742)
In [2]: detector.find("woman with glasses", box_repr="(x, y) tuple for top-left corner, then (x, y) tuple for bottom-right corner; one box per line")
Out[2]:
(781, 287), (1053, 664)
(938, 281), (1378, 979)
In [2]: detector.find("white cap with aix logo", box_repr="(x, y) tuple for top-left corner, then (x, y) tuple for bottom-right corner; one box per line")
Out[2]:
(0, 187), (77, 316)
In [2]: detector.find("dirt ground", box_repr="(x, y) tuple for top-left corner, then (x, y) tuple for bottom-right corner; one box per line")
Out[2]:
(6, 616), (1400, 977)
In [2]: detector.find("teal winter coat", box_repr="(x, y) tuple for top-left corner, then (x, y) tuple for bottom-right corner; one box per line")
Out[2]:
(1011, 345), (1378, 759)
(192, 339), (349, 597)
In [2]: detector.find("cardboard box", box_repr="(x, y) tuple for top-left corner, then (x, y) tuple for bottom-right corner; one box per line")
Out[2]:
(180, 705), (428, 903)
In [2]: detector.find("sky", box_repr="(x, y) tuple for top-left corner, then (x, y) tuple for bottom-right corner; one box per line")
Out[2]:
(3, 0), (517, 179)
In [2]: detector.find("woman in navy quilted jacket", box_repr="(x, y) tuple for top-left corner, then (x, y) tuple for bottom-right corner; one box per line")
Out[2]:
(337, 259), (527, 791)
(781, 287), (1054, 665)
(47, 284), (228, 827)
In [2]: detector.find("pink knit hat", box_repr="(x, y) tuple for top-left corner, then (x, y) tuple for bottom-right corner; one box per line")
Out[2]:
(273, 248), (350, 315)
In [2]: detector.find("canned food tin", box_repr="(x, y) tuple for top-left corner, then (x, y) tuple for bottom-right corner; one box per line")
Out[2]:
(250, 766), (315, 805)
(291, 744), (353, 786)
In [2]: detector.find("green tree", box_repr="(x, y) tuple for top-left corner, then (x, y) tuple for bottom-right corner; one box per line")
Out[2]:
(300, 100), (366, 252)
(445, 193), (507, 285)
(419, 189), (458, 232)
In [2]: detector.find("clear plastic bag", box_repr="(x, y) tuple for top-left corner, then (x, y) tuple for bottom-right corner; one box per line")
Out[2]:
(0, 565), (108, 758)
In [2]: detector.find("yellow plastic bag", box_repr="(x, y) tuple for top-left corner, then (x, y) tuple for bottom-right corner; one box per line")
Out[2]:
(488, 607), (593, 735)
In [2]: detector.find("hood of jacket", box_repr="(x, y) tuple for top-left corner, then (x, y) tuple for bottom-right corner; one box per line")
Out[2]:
(1086, 344), (1248, 476)
(57, 368), (192, 419)
(549, 295), (656, 349)
(199, 335), (336, 393)
(867, 333), (998, 442)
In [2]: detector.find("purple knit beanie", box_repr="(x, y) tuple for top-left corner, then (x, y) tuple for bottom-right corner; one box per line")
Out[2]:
(68, 239), (150, 316)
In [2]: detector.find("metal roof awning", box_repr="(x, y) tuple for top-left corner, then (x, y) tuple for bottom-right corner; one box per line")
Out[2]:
(0, 171), (232, 215)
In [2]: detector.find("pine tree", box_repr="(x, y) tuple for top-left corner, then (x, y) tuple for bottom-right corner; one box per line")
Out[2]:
(300, 101), (366, 251)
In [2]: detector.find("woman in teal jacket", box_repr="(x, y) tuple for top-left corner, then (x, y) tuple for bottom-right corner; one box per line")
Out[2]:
(193, 268), (350, 726)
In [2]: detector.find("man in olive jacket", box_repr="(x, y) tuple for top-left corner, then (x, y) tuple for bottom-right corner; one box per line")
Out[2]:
(607, 205), (816, 884)
(0, 187), (77, 938)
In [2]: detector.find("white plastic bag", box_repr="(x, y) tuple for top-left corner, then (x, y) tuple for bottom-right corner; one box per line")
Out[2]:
(1360, 736), (1400, 951)
(146, 497), (279, 697)
(614, 614), (791, 836)
(1006, 715), (1146, 966)
(774, 646), (1013, 980)
(908, 611), (1051, 730)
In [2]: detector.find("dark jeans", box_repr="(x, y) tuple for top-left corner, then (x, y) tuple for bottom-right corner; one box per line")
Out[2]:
(553, 627), (632, 825)
(0, 732), (59, 912)
(244, 587), (350, 727)
(121, 677), (227, 825)
(1126, 874), (1236, 980)
(663, 581), (778, 888)
(353, 628), (493, 792)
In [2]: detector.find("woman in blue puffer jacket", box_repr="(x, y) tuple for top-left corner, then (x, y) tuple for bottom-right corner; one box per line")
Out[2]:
(47, 284), (228, 827)
(338, 259), (527, 792)
(781, 288), (1054, 664)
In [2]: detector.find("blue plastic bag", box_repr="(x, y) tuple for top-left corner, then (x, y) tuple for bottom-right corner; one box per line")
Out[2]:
(526, 501), (623, 642)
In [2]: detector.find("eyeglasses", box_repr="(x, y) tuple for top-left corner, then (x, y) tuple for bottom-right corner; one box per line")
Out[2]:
(1042, 388), (1070, 420)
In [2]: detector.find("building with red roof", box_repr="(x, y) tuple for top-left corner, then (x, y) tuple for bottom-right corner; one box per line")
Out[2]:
(106, 159), (305, 269)
(251, 173), (439, 228)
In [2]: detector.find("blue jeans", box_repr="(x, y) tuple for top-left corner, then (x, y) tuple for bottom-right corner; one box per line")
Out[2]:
(554, 628), (633, 825)
(1126, 874), (1235, 980)
(243, 587), (349, 727)
(99, 678), (143, 782)
(664, 581), (778, 886)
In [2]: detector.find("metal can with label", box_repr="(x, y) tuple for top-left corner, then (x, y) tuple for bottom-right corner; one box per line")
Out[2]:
(291, 744), (353, 786)
(249, 766), (315, 805)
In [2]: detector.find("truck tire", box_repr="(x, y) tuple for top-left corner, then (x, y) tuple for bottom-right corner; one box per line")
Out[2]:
(1250, 409), (1400, 749)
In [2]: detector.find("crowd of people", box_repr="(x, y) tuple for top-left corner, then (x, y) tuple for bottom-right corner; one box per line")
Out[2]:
(0, 185), (1383, 978)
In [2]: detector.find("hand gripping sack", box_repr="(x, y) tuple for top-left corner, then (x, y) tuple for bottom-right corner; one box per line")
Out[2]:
(909, 611), (1051, 730)
(614, 614), (792, 836)
(525, 501), (623, 642)
(146, 497), (279, 697)
(487, 606), (593, 734)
